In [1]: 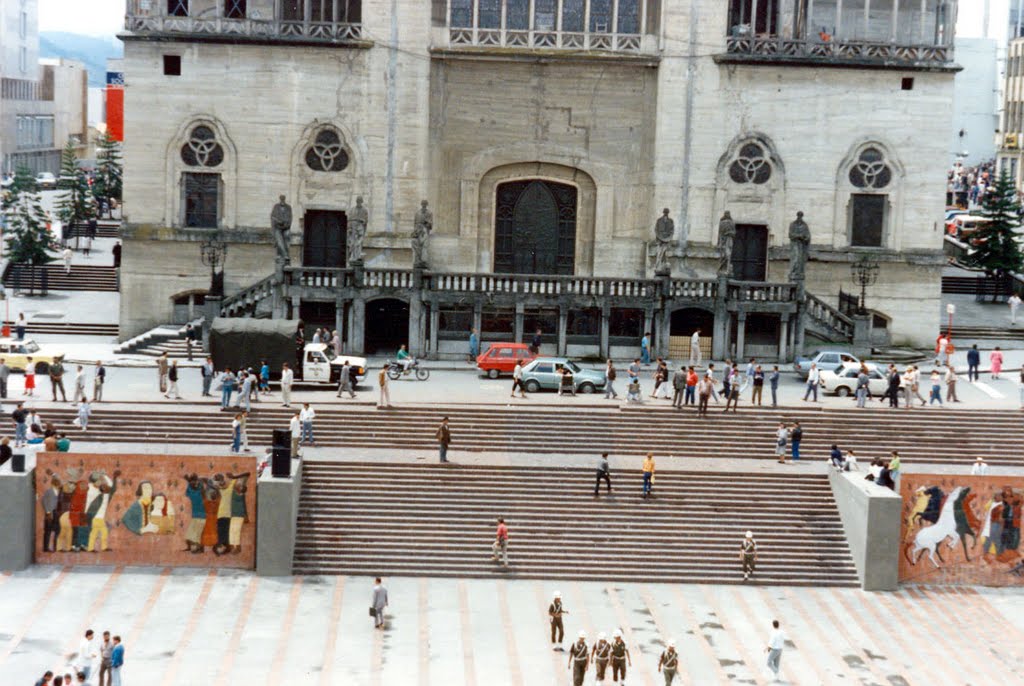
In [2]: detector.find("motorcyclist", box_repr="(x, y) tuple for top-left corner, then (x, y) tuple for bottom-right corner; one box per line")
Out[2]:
(396, 344), (413, 373)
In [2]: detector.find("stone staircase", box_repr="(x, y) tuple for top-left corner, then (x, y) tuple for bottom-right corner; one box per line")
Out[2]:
(1, 321), (118, 337)
(219, 274), (277, 318)
(31, 405), (1024, 467)
(949, 325), (1024, 342)
(115, 321), (202, 357)
(3, 264), (118, 292)
(292, 462), (858, 585)
(803, 292), (855, 343)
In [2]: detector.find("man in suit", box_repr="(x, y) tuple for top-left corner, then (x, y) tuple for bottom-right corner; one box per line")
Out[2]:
(436, 416), (451, 463)
(371, 578), (388, 629)
(671, 366), (686, 408)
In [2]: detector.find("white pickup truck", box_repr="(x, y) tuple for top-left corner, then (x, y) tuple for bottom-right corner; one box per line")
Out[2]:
(301, 343), (367, 387)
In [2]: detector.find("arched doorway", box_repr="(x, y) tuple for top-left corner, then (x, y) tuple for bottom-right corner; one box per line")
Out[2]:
(364, 298), (409, 355)
(494, 179), (577, 275)
(669, 307), (714, 361)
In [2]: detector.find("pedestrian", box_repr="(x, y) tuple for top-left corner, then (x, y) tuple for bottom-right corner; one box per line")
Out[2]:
(24, 357), (35, 396)
(512, 359), (527, 398)
(642, 453), (655, 498)
(49, 356), (68, 402)
(530, 328), (543, 355)
(231, 413), (242, 453)
(201, 357), (214, 397)
(882, 364), (900, 407)
(166, 361), (181, 399)
(73, 365), (88, 404)
(1010, 293), (1022, 325)
(0, 357), (8, 399)
(300, 402), (316, 445)
(928, 369), (943, 405)
(281, 362), (293, 407)
(751, 365), (764, 405)
(774, 423), (788, 464)
(671, 365), (686, 407)
(790, 421), (803, 461)
(741, 358), (756, 394)
(15, 313), (26, 341)
(75, 630), (97, 682)
(331, 329), (342, 358)
(549, 591), (567, 650)
(337, 359), (356, 398)
(764, 620), (786, 681)
(568, 631), (589, 685)
(830, 444), (844, 470)
(468, 327), (479, 361)
(888, 451), (901, 490)
(157, 352), (169, 393)
(610, 630), (631, 684)
(724, 373), (740, 412)
(436, 416), (451, 463)
(990, 346), (1004, 379)
(652, 358), (671, 399)
(967, 344), (980, 382)
(767, 365), (779, 407)
(34, 671), (53, 686)
(689, 329), (701, 365)
(803, 363), (819, 401)
(604, 359), (617, 399)
(76, 400), (91, 431)
(12, 402), (27, 447)
(626, 376), (642, 403)
(237, 371), (253, 411)
(911, 366), (928, 406)
(259, 360), (271, 393)
(591, 632), (611, 683)
(658, 639), (679, 685)
(83, 234), (92, 256)
(491, 516), (509, 566)
(741, 530), (758, 581)
(594, 452), (612, 496)
(371, 577), (388, 629)
(856, 364), (870, 408)
(97, 631), (113, 686)
(378, 364), (393, 408)
(558, 365), (576, 397)
(945, 364), (959, 402)
(935, 335), (949, 366)
(220, 368), (236, 409)
(697, 373), (712, 416)
(628, 357), (641, 384)
(289, 411), (301, 457)
(112, 241), (121, 269)
(972, 456), (989, 475)
(185, 324), (196, 360)
(684, 366), (698, 406)
(641, 331), (651, 364)
(63, 246), (73, 274)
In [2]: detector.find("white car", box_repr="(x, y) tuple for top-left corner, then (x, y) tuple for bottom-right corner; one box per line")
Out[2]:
(819, 362), (887, 397)
(34, 172), (57, 190)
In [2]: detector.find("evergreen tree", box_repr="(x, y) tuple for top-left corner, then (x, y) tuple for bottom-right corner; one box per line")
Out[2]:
(93, 131), (122, 213)
(969, 170), (1024, 282)
(2, 167), (54, 290)
(56, 138), (94, 229)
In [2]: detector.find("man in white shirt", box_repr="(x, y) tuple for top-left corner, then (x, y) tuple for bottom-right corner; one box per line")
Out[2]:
(1009, 293), (1021, 325)
(289, 411), (301, 456)
(76, 629), (97, 681)
(62, 246), (73, 274)
(802, 363), (819, 402)
(971, 456), (989, 476)
(765, 619), (785, 680)
(281, 363), (294, 407)
(300, 403), (316, 446)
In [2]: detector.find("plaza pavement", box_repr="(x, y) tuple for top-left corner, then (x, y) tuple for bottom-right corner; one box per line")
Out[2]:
(2, 566), (1024, 685)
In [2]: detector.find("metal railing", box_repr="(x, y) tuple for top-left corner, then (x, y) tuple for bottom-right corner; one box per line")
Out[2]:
(724, 36), (952, 65)
(124, 6), (362, 43)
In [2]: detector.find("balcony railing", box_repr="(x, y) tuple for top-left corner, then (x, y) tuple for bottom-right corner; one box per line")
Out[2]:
(124, 5), (362, 44)
(448, 27), (642, 52)
(724, 36), (952, 65)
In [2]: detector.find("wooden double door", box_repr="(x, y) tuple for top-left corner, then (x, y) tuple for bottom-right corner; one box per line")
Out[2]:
(731, 224), (768, 282)
(303, 210), (347, 268)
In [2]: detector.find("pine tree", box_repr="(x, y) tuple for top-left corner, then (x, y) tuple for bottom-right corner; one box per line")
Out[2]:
(968, 170), (1024, 285)
(3, 167), (54, 292)
(56, 138), (95, 230)
(93, 131), (122, 214)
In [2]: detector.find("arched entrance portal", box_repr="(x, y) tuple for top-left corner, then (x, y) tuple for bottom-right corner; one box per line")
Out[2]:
(494, 179), (577, 275)
(364, 298), (409, 355)
(669, 308), (714, 362)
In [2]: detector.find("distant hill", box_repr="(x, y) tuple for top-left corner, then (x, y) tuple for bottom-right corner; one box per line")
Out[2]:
(39, 32), (123, 88)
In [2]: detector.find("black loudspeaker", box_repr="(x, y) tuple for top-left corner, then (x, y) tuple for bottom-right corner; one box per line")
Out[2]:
(272, 429), (290, 449)
(11, 453), (25, 473)
(271, 447), (291, 478)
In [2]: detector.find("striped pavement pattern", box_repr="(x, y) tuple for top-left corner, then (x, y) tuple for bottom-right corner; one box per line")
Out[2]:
(0, 566), (1022, 684)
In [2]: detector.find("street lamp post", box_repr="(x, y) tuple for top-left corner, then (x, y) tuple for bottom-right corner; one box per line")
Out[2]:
(946, 303), (956, 339)
(850, 257), (879, 315)
(200, 236), (227, 297)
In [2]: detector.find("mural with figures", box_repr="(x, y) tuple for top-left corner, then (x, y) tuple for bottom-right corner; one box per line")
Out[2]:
(35, 453), (256, 569)
(900, 474), (1024, 585)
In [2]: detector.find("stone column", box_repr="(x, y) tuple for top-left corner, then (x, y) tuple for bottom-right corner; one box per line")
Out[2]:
(472, 302), (483, 339)
(793, 282), (807, 358)
(736, 311), (747, 359)
(350, 298), (365, 355)
(658, 306), (672, 362)
(712, 275), (730, 360)
(290, 296), (301, 322)
(514, 303), (524, 343)
(852, 313), (872, 357)
(202, 295), (222, 348)
(409, 297), (424, 357)
(558, 306), (568, 356)
(599, 304), (610, 360)
(429, 302), (440, 358)
(778, 316), (789, 362)
(335, 296), (345, 350)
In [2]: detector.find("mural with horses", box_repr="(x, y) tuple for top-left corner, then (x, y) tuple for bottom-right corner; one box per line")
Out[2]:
(900, 474), (1024, 585)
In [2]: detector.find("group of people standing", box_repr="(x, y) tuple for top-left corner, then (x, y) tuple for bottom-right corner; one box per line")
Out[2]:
(34, 629), (125, 686)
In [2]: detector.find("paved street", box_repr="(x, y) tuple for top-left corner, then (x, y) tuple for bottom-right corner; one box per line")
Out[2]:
(2, 566), (1024, 685)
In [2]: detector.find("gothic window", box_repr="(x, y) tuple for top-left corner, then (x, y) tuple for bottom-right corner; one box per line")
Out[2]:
(224, 0), (246, 19)
(183, 172), (220, 228)
(848, 147), (892, 189)
(304, 129), (350, 172)
(180, 125), (224, 168)
(167, 0), (189, 17)
(850, 194), (885, 247)
(728, 142), (772, 184)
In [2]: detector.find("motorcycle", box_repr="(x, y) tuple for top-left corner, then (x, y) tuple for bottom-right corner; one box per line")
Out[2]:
(387, 358), (430, 381)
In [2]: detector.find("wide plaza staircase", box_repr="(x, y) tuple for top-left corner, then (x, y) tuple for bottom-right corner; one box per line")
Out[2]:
(3, 264), (118, 292)
(292, 462), (858, 586)
(37, 404), (1024, 467)
(950, 325), (1024, 342)
(1, 321), (118, 337)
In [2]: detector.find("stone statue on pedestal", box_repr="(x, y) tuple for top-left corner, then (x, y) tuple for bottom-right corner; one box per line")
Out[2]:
(347, 196), (368, 265)
(270, 195), (292, 266)
(787, 211), (811, 282)
(717, 211), (736, 277)
(653, 208), (675, 275)
(411, 199), (433, 268)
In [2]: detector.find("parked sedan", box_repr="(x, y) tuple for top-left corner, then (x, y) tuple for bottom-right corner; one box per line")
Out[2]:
(819, 362), (887, 397)
(34, 172), (57, 190)
(793, 350), (860, 379)
(520, 357), (607, 394)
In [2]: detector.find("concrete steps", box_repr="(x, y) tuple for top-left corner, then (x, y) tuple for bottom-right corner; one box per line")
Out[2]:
(3, 264), (118, 292)
(30, 405), (1024, 466)
(292, 462), (859, 585)
(950, 325), (1024, 342)
(1, 321), (118, 337)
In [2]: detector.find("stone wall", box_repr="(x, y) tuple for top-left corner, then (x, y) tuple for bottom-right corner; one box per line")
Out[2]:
(900, 473), (1024, 586)
(35, 452), (257, 569)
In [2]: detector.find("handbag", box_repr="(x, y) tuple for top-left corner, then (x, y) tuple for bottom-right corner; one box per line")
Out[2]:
(368, 606), (377, 617)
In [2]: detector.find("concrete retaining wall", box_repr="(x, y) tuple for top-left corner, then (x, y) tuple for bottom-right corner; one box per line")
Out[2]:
(256, 457), (303, 576)
(829, 470), (902, 591)
(0, 455), (36, 571)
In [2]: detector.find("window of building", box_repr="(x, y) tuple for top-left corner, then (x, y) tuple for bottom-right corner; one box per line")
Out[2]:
(19, 47), (27, 74)
(567, 308), (600, 338)
(728, 0), (779, 36)
(478, 0), (501, 28)
(448, 0), (648, 34)
(481, 307), (514, 337)
(728, 141), (772, 184)
(167, 0), (189, 17)
(183, 172), (220, 228)
(850, 194), (885, 247)
(163, 55), (182, 76)
(609, 308), (643, 339)
(523, 308), (559, 340)
(438, 305), (474, 338)
(848, 147), (892, 190)
(225, 0), (247, 19)
(281, 0), (361, 22)
(19, 11), (27, 39)
(305, 129), (349, 172)
(181, 125), (224, 168)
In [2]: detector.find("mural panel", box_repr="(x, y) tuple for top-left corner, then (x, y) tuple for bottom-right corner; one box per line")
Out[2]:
(900, 474), (1024, 585)
(36, 453), (256, 569)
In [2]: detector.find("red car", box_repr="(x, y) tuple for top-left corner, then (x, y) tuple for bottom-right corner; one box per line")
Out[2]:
(476, 343), (536, 378)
